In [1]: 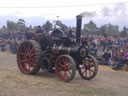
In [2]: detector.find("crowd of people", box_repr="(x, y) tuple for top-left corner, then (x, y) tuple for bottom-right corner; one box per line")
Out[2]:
(0, 32), (25, 54)
(0, 30), (34, 53)
(0, 26), (44, 54)
(85, 35), (128, 70)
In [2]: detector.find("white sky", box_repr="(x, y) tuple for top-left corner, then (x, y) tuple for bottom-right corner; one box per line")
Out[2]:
(0, 0), (128, 28)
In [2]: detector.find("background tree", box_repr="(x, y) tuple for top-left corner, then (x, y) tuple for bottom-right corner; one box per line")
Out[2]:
(105, 23), (119, 36)
(97, 25), (107, 35)
(28, 25), (33, 30)
(83, 20), (97, 35)
(2, 25), (6, 29)
(120, 26), (128, 37)
(43, 21), (53, 32)
(17, 19), (26, 31)
(7, 20), (17, 30)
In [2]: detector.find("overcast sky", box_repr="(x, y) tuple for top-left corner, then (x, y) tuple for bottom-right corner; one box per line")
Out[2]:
(0, 0), (128, 28)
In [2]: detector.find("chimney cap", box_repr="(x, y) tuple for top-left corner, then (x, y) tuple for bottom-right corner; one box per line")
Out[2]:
(76, 15), (82, 19)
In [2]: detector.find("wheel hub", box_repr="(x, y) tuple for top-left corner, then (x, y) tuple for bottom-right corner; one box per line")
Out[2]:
(85, 65), (91, 70)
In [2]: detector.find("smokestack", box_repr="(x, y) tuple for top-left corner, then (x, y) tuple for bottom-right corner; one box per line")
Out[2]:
(76, 15), (82, 43)
(76, 11), (95, 43)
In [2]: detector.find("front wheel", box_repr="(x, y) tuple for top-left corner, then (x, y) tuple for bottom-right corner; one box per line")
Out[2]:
(55, 55), (76, 82)
(78, 55), (98, 80)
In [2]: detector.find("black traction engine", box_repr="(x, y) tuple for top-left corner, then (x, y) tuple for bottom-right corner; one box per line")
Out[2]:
(17, 15), (98, 82)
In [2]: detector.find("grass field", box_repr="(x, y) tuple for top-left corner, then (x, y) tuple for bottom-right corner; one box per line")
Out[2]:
(0, 52), (128, 96)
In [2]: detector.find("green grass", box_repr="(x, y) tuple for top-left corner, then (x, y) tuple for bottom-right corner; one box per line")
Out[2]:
(72, 88), (116, 96)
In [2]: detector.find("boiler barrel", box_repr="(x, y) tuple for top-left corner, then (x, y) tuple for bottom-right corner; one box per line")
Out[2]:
(52, 45), (87, 59)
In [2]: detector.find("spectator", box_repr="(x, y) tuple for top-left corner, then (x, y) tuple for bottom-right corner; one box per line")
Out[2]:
(102, 48), (112, 66)
(113, 47), (128, 70)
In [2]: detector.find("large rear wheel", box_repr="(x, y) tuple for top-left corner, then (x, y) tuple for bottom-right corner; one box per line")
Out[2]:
(17, 40), (42, 75)
(56, 55), (76, 82)
(78, 55), (98, 80)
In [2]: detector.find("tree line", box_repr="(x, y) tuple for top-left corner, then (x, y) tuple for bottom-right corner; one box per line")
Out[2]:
(1, 19), (128, 37)
(1, 19), (53, 33)
(83, 20), (128, 37)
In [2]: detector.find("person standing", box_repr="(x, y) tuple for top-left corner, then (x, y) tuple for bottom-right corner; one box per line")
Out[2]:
(35, 26), (44, 33)
(35, 26), (44, 41)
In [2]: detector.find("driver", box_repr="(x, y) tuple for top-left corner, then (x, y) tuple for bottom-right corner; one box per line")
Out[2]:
(40, 31), (52, 50)
(35, 26), (44, 34)
(35, 26), (44, 41)
(66, 28), (75, 45)
(67, 28), (75, 38)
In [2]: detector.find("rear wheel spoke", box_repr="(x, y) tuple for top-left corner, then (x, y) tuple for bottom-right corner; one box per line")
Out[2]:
(30, 48), (34, 54)
(20, 59), (28, 63)
(27, 44), (31, 53)
(30, 57), (36, 62)
(23, 45), (27, 52)
(19, 52), (26, 56)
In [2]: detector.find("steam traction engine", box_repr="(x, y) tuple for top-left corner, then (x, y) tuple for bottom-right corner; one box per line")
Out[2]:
(17, 16), (98, 82)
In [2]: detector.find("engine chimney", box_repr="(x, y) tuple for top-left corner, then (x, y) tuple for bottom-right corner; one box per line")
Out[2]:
(76, 15), (82, 44)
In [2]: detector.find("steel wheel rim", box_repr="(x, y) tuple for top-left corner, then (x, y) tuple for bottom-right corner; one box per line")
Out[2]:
(56, 56), (73, 81)
(79, 56), (96, 79)
(17, 42), (36, 73)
